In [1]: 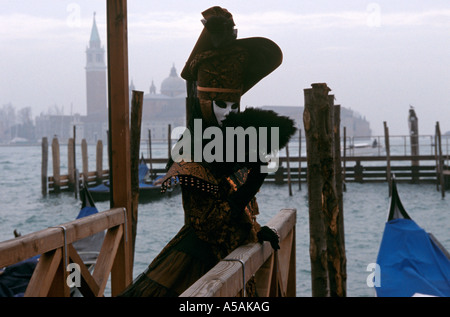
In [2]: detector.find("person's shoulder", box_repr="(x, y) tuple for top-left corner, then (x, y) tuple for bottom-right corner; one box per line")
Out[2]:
(161, 161), (220, 193)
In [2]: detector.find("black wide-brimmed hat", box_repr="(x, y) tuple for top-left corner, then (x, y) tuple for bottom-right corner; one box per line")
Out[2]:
(181, 6), (283, 102)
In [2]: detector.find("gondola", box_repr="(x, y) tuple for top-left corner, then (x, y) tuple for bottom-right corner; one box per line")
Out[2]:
(72, 186), (105, 268)
(88, 160), (179, 203)
(375, 177), (450, 297)
(0, 186), (104, 297)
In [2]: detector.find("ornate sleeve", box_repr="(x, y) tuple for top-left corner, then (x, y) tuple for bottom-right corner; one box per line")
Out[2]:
(181, 184), (258, 261)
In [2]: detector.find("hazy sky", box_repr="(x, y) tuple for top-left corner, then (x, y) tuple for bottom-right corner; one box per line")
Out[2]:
(1, 1), (449, 135)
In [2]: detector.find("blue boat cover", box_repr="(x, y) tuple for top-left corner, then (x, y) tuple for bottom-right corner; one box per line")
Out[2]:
(76, 206), (98, 219)
(88, 183), (110, 193)
(376, 218), (450, 297)
(138, 162), (149, 183)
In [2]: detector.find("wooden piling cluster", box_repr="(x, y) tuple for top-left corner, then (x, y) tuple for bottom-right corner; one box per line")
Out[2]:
(303, 83), (346, 297)
(42, 137), (108, 195)
(43, 130), (448, 198)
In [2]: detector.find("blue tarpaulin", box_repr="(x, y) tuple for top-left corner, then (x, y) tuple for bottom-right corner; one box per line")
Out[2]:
(138, 161), (149, 183)
(376, 218), (450, 297)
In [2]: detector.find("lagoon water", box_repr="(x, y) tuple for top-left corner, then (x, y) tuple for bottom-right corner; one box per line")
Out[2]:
(0, 144), (449, 297)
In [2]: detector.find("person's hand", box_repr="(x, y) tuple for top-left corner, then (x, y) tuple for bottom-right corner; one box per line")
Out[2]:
(257, 226), (280, 250)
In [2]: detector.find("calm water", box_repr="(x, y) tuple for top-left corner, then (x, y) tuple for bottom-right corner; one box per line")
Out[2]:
(0, 144), (449, 297)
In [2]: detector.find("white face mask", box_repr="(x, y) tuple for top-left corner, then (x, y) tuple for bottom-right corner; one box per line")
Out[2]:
(212, 100), (239, 126)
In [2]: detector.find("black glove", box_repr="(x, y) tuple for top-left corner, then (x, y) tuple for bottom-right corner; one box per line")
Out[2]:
(257, 226), (280, 250)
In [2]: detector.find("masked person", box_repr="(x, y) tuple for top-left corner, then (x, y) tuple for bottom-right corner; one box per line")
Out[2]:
(119, 6), (296, 297)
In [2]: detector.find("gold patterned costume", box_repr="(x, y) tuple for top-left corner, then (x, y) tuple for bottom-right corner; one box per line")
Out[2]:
(119, 6), (292, 297)
(120, 161), (261, 297)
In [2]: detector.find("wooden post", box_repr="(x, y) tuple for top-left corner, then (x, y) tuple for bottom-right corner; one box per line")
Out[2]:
(304, 84), (346, 297)
(107, 0), (132, 294)
(408, 107), (419, 183)
(82, 138), (88, 186)
(435, 129), (439, 191)
(148, 129), (154, 179)
(334, 107), (343, 191)
(68, 138), (75, 191)
(436, 122), (445, 198)
(298, 129), (302, 190)
(343, 127), (347, 191)
(303, 84), (329, 297)
(73, 126), (78, 198)
(286, 143), (292, 196)
(96, 140), (103, 185)
(130, 90), (144, 267)
(333, 104), (346, 294)
(41, 137), (48, 196)
(384, 121), (392, 195)
(52, 137), (61, 193)
(168, 124), (172, 159)
(325, 93), (345, 297)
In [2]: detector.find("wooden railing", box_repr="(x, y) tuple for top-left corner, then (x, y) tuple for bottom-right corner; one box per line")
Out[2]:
(0, 208), (129, 297)
(181, 208), (296, 297)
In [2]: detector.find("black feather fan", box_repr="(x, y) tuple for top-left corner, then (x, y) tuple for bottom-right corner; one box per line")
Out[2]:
(221, 107), (297, 153)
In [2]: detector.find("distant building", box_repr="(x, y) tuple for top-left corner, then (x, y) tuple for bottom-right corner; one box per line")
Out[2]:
(85, 13), (107, 119)
(35, 13), (186, 144)
(83, 12), (108, 142)
(35, 13), (108, 144)
(140, 65), (186, 141)
(34, 13), (370, 145)
(261, 105), (372, 138)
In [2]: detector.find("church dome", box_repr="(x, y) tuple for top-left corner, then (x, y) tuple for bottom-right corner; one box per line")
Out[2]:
(160, 65), (186, 97)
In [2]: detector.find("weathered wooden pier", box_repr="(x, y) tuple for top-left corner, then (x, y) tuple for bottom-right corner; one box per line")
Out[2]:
(42, 131), (450, 196)
(41, 137), (109, 196)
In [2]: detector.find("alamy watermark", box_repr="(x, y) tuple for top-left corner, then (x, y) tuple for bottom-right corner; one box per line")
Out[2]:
(366, 263), (381, 287)
(366, 3), (382, 28)
(171, 119), (280, 173)
(66, 263), (81, 288)
(66, 3), (82, 28)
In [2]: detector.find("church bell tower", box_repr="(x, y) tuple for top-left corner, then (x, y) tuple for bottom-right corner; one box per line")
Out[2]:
(85, 12), (107, 120)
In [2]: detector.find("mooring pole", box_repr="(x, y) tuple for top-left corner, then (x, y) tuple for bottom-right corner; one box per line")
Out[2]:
(333, 103), (346, 294)
(96, 140), (103, 185)
(41, 137), (48, 196)
(342, 127), (347, 191)
(107, 0), (132, 294)
(304, 83), (346, 297)
(148, 129), (154, 179)
(81, 139), (88, 185)
(304, 85), (329, 296)
(52, 136), (61, 193)
(286, 143), (292, 196)
(68, 138), (74, 191)
(384, 121), (392, 195)
(73, 125), (79, 199)
(130, 90), (144, 266)
(168, 124), (172, 160)
(436, 122), (445, 198)
(327, 93), (346, 297)
(408, 107), (419, 183)
(298, 129), (302, 190)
